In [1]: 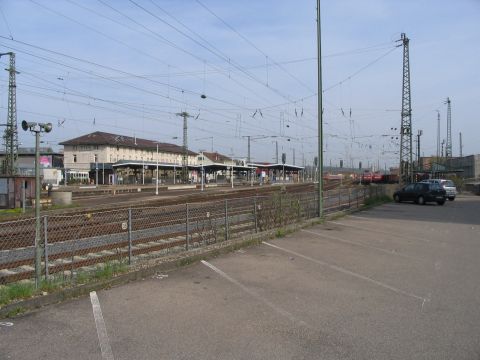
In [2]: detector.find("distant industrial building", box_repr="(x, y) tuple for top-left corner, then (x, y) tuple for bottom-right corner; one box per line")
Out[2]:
(420, 155), (480, 179)
(446, 155), (480, 179)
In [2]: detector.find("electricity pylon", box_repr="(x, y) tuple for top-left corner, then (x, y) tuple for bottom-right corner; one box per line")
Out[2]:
(1, 52), (18, 175)
(176, 111), (193, 183)
(398, 34), (413, 184)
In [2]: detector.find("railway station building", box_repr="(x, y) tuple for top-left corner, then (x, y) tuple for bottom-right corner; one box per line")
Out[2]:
(60, 131), (198, 185)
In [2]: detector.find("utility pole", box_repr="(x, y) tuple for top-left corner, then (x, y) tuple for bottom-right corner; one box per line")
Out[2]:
(242, 135), (275, 164)
(21, 120), (52, 288)
(316, 0), (324, 218)
(275, 140), (278, 163)
(155, 144), (159, 195)
(441, 139), (445, 158)
(292, 148), (296, 166)
(436, 110), (440, 160)
(1, 52), (19, 175)
(176, 111), (192, 183)
(398, 33), (413, 184)
(417, 130), (423, 173)
(445, 97), (452, 158)
(459, 132), (463, 157)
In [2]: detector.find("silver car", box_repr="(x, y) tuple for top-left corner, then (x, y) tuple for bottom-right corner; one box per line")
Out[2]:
(421, 179), (457, 201)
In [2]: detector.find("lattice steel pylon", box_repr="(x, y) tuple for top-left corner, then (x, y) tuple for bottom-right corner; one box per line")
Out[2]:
(398, 34), (413, 184)
(445, 97), (452, 158)
(176, 111), (192, 183)
(1, 52), (18, 175)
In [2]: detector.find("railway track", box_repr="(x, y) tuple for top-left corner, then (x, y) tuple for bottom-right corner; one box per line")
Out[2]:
(0, 185), (373, 284)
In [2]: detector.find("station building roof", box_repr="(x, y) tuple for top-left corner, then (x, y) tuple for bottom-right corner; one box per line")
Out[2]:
(60, 131), (197, 156)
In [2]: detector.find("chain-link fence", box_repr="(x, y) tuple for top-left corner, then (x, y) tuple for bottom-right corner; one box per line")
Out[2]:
(0, 185), (386, 285)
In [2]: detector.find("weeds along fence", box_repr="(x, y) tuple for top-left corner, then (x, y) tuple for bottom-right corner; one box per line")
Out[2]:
(0, 186), (385, 285)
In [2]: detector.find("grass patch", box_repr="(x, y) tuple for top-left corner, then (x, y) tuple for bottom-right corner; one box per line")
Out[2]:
(275, 228), (287, 238)
(39, 278), (64, 293)
(0, 282), (35, 306)
(0, 208), (22, 217)
(92, 261), (128, 281)
(46, 203), (79, 211)
(363, 195), (392, 207)
(75, 271), (90, 285)
(6, 306), (26, 318)
(0, 261), (129, 309)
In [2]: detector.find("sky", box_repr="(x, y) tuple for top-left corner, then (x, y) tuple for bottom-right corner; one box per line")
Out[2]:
(0, 0), (478, 169)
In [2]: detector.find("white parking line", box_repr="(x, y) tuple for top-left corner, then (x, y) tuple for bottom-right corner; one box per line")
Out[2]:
(301, 229), (419, 261)
(262, 241), (426, 303)
(201, 260), (310, 328)
(328, 221), (432, 243)
(90, 291), (114, 360)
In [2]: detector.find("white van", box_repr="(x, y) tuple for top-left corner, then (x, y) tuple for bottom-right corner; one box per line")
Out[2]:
(421, 179), (457, 201)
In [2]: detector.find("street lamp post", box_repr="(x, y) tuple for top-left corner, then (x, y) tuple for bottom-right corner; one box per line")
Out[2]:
(200, 151), (204, 192)
(21, 120), (52, 288)
(316, 0), (324, 218)
(156, 144), (159, 195)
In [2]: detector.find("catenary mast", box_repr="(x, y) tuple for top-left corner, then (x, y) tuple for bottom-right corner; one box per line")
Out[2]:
(398, 34), (413, 183)
(1, 52), (18, 175)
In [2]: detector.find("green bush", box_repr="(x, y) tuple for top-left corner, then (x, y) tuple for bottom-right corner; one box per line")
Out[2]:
(364, 195), (392, 207)
(0, 282), (35, 305)
(275, 228), (286, 238)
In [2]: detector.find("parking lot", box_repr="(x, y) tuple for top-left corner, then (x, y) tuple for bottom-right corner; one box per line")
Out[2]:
(1, 196), (480, 359)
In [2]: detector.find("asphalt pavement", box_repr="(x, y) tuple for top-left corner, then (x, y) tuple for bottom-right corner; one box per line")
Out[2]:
(1, 195), (479, 359)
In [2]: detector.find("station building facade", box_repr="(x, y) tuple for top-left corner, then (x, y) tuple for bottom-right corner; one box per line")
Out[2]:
(60, 131), (198, 185)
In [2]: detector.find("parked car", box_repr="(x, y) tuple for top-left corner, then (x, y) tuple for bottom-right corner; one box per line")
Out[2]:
(420, 179), (457, 201)
(393, 182), (446, 205)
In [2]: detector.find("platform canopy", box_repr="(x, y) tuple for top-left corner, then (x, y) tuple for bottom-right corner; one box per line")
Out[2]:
(249, 163), (304, 172)
(111, 160), (254, 172)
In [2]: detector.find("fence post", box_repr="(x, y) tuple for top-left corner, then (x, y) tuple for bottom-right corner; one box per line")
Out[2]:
(253, 197), (258, 233)
(338, 188), (342, 209)
(128, 208), (132, 265)
(348, 188), (351, 208)
(356, 188), (359, 208)
(224, 199), (229, 241)
(44, 216), (49, 279)
(186, 203), (190, 250)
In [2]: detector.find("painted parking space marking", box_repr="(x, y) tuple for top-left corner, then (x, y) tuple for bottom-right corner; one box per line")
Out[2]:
(262, 241), (426, 304)
(90, 291), (114, 360)
(301, 229), (419, 261)
(201, 260), (310, 329)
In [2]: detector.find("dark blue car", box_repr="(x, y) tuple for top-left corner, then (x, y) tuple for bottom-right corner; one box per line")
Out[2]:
(393, 182), (446, 205)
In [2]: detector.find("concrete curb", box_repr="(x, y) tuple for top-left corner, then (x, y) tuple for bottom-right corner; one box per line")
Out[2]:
(0, 205), (373, 319)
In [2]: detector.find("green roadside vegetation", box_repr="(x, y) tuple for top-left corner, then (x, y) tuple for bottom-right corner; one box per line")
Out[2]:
(0, 261), (128, 308)
(363, 194), (392, 207)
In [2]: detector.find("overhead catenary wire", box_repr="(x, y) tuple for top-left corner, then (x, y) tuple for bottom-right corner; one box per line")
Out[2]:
(62, 0), (281, 109)
(3, 2), (405, 165)
(0, 42), (315, 141)
(127, 0), (311, 106)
